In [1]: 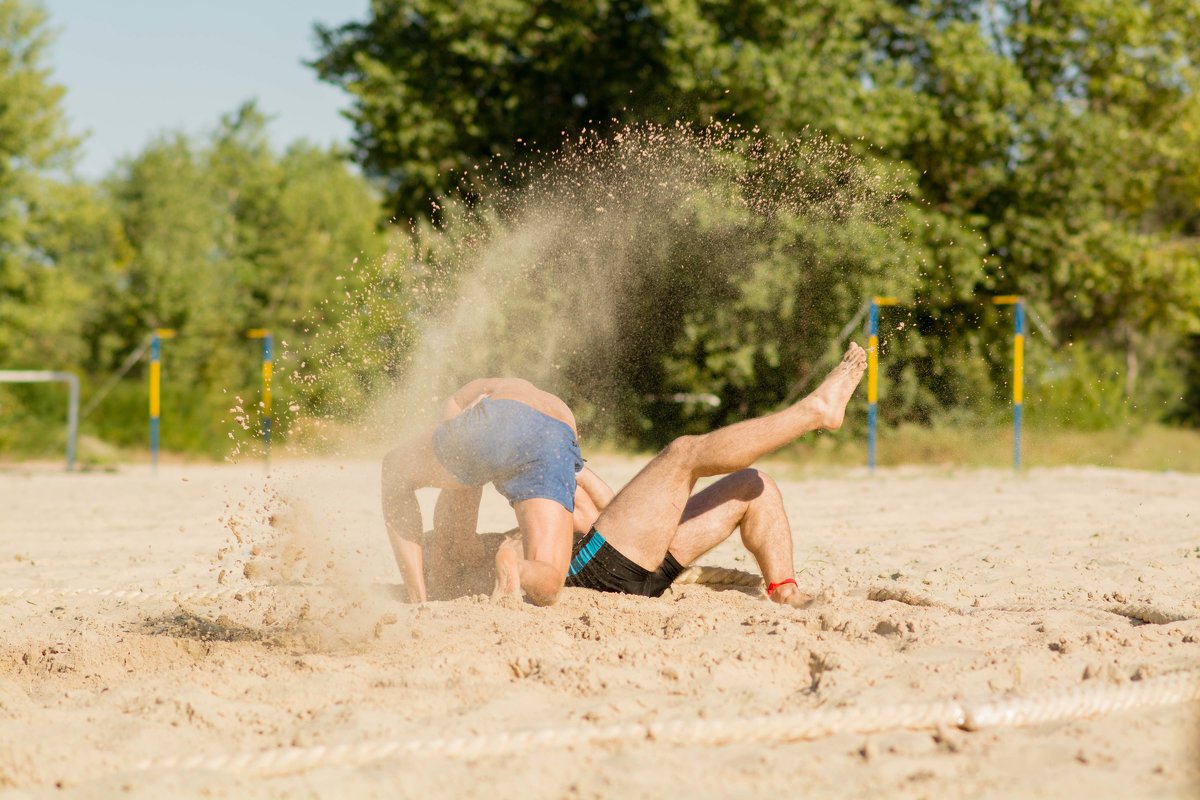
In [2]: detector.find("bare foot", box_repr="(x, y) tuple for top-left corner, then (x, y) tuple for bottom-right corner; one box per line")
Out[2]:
(806, 343), (868, 430)
(492, 537), (523, 604)
(771, 583), (815, 608)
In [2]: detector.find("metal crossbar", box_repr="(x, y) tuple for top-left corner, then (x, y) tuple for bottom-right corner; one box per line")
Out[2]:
(0, 371), (79, 471)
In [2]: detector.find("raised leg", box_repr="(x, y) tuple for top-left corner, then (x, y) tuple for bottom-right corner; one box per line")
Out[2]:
(596, 344), (866, 570)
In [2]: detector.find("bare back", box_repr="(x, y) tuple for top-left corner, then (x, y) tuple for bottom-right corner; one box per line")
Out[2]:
(446, 378), (577, 434)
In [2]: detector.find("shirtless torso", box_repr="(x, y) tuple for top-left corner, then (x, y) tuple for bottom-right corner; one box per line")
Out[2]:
(443, 378), (576, 433)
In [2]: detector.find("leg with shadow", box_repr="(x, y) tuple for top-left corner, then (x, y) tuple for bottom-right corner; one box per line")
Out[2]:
(666, 469), (812, 607)
(425, 485), (484, 599)
(595, 344), (866, 572)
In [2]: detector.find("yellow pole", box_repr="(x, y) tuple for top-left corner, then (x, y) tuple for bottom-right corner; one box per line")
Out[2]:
(149, 328), (174, 472)
(992, 297), (1024, 469)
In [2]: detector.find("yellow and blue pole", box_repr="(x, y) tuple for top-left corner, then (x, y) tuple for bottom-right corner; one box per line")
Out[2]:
(1013, 299), (1024, 471)
(148, 328), (175, 472)
(867, 299), (879, 472)
(247, 329), (273, 467)
(866, 297), (896, 472)
(993, 296), (1023, 471)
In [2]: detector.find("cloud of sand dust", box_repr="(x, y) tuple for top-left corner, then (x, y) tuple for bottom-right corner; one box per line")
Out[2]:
(208, 480), (403, 650)
(213, 122), (906, 637)
(308, 122), (905, 452)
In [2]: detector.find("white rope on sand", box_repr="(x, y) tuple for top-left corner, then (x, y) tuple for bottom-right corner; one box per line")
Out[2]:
(962, 669), (1200, 729)
(6, 574), (1190, 627)
(134, 668), (1200, 776)
(0, 587), (252, 603)
(0, 585), (330, 604)
(4, 574), (1197, 778)
(673, 565), (764, 589)
(678, 572), (1195, 625)
(867, 586), (1196, 625)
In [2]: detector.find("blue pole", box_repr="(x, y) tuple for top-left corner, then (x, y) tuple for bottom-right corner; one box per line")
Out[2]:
(262, 332), (272, 469)
(867, 299), (879, 473)
(149, 332), (161, 473)
(1013, 300), (1024, 471)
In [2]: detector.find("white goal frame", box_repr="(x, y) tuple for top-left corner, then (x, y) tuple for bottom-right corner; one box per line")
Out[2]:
(0, 370), (79, 471)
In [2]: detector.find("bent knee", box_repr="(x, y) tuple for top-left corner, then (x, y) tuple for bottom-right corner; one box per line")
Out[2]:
(726, 467), (777, 500)
(661, 434), (702, 463)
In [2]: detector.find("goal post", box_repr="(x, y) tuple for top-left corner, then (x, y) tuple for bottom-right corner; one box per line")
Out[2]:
(866, 295), (1025, 473)
(0, 370), (80, 471)
(147, 327), (272, 472)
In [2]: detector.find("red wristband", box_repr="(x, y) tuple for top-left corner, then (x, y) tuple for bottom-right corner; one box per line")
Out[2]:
(766, 578), (797, 596)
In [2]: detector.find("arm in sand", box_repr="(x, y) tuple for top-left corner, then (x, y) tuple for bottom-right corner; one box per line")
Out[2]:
(383, 380), (501, 603)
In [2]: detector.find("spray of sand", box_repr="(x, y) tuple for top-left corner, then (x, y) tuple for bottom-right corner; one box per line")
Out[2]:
(211, 122), (905, 647)
(357, 121), (904, 442)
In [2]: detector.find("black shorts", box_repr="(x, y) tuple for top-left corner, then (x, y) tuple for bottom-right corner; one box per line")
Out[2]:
(564, 528), (683, 598)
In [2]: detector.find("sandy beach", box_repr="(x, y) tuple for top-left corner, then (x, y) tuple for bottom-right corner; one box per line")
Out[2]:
(0, 456), (1197, 798)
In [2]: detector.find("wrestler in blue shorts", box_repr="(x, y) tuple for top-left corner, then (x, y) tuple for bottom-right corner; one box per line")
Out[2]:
(381, 378), (613, 605)
(433, 397), (582, 513)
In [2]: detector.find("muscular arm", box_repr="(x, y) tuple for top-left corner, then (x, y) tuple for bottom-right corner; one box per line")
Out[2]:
(389, 535), (428, 603)
(573, 466), (615, 534)
(509, 498), (574, 606)
(513, 469), (615, 602)
(577, 466), (615, 509)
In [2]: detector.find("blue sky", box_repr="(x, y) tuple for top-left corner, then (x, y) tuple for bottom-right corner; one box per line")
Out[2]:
(43, 0), (367, 178)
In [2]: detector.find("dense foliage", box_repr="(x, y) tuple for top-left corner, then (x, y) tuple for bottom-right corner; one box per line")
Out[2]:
(314, 0), (1200, 437)
(0, 0), (386, 457)
(2, 0), (1199, 461)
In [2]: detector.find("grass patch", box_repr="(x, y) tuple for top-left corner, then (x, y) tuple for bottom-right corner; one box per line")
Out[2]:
(765, 422), (1200, 473)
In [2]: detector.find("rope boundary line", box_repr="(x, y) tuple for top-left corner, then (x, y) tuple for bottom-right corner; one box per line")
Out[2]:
(866, 586), (1196, 625)
(132, 668), (1200, 775)
(3, 575), (1196, 779)
(4, 575), (1193, 627)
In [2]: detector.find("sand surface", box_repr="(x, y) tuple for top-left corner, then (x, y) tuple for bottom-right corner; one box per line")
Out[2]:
(0, 457), (1197, 798)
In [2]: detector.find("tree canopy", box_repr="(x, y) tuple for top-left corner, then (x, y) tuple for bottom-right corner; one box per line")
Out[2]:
(4, 0), (1200, 460)
(313, 0), (1200, 435)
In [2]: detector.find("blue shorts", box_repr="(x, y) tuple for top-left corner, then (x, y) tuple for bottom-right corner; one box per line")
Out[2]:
(432, 398), (583, 512)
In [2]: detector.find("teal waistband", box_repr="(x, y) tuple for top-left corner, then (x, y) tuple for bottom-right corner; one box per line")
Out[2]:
(568, 529), (605, 577)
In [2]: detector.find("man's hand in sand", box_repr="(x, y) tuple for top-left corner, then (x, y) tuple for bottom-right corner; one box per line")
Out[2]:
(492, 534), (524, 604)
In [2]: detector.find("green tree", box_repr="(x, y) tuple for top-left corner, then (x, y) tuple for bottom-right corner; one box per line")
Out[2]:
(0, 0), (89, 367)
(312, 0), (682, 221)
(93, 104), (389, 453)
(319, 1), (1200, 438)
(0, 0), (130, 454)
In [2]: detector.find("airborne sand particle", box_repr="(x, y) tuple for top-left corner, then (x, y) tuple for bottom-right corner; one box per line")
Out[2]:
(220, 122), (907, 629)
